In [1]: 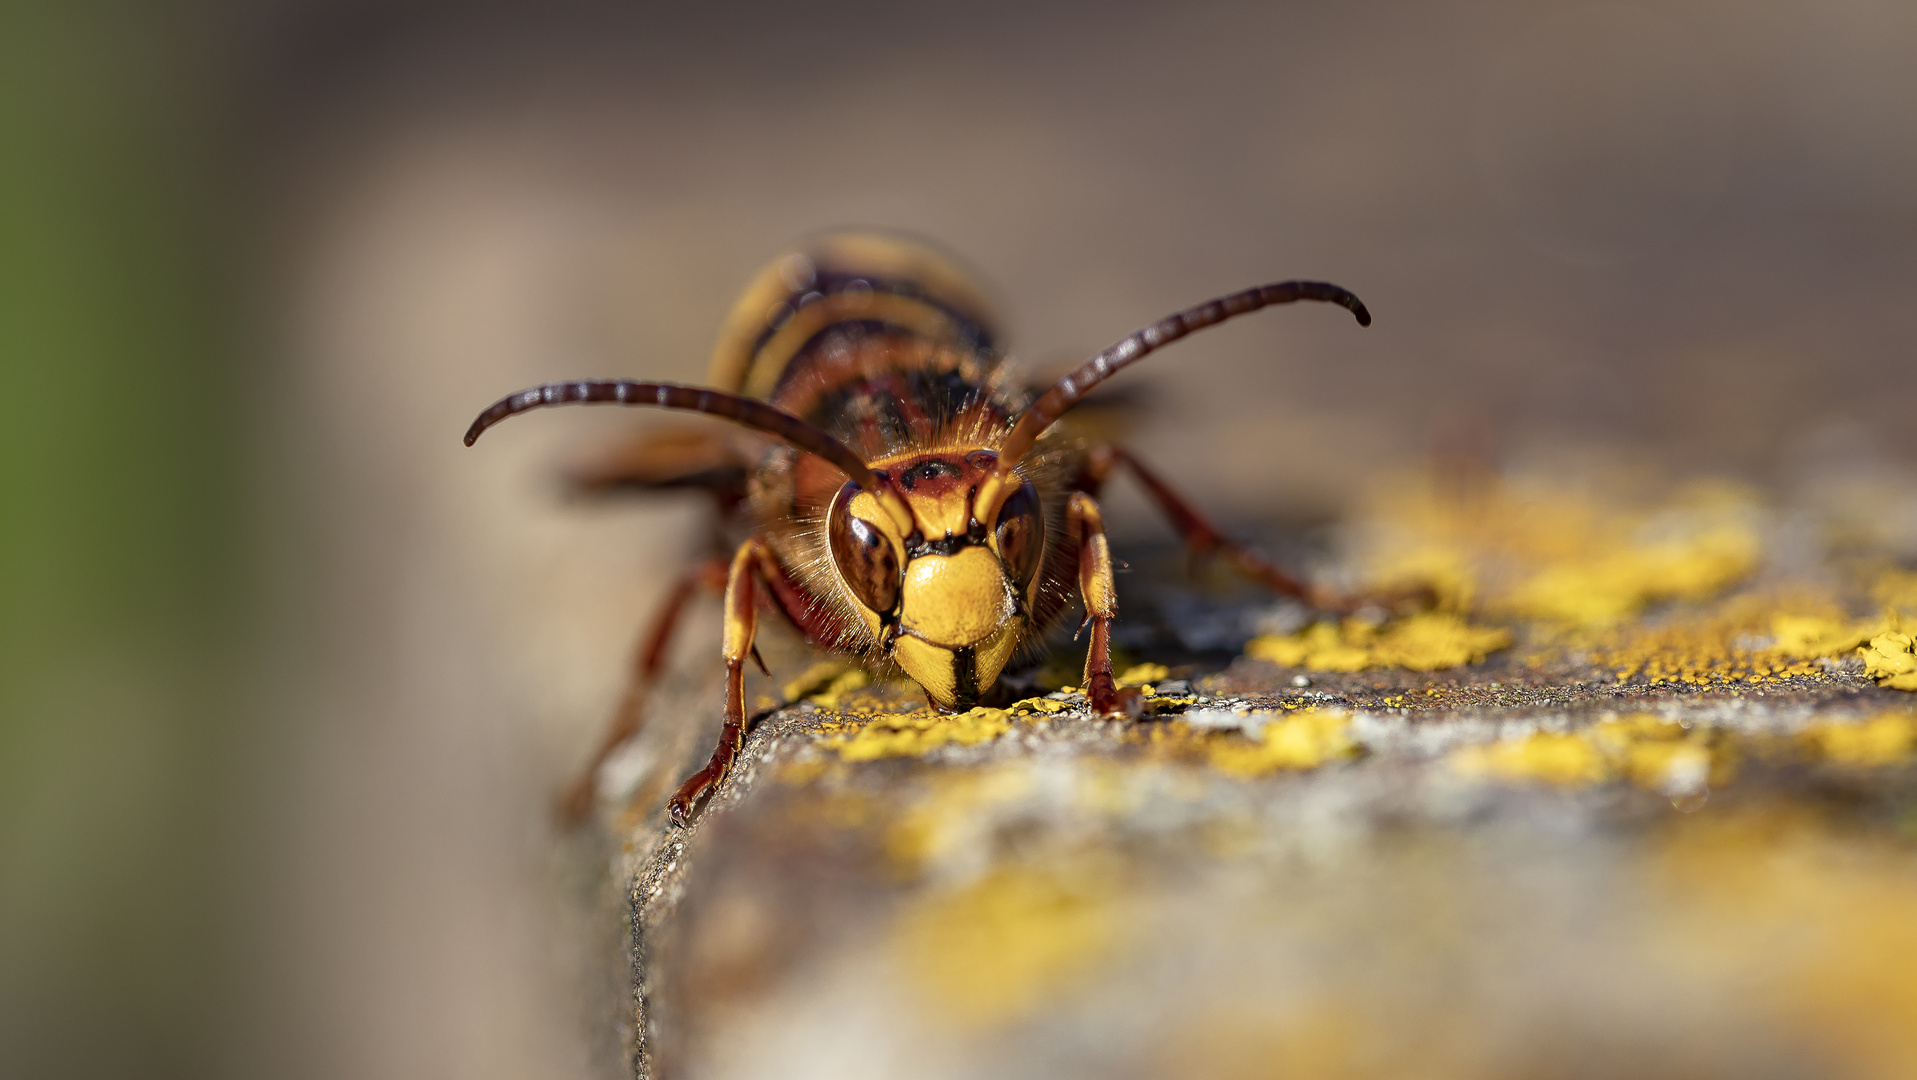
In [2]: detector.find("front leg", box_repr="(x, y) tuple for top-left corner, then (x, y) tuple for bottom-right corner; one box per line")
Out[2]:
(1068, 492), (1143, 719)
(667, 538), (766, 826)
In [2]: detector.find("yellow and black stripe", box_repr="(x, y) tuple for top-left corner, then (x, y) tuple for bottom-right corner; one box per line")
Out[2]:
(706, 231), (1004, 403)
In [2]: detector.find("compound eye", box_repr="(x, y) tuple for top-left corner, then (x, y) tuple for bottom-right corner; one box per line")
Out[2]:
(828, 495), (900, 615)
(994, 482), (1044, 589)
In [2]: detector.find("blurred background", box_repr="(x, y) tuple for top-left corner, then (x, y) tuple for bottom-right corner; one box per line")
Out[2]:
(3, 0), (1914, 1077)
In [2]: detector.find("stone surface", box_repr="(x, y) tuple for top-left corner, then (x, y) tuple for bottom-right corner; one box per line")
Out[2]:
(607, 467), (1917, 1080)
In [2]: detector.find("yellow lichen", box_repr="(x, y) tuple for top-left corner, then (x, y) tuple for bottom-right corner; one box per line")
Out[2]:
(1356, 468), (1891, 686)
(782, 660), (850, 702)
(1505, 526), (1758, 627)
(1245, 612), (1512, 673)
(1377, 612), (1516, 669)
(1804, 712), (1916, 766)
(1207, 710), (1357, 777)
(1359, 472), (1761, 628)
(1588, 713), (1686, 752)
(1245, 621), (1371, 672)
(1574, 592), (1879, 686)
(811, 670), (869, 708)
(821, 706), (1011, 762)
(781, 661), (870, 708)
(1772, 613), (1878, 658)
(1623, 739), (1715, 795)
(1451, 730), (1613, 786)
(1452, 714), (1723, 794)
(893, 858), (1124, 1028)
(1453, 709), (1916, 794)
(1116, 662), (1171, 686)
(1860, 631), (1917, 691)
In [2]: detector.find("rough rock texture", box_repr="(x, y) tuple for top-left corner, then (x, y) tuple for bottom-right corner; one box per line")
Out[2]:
(606, 468), (1917, 1080)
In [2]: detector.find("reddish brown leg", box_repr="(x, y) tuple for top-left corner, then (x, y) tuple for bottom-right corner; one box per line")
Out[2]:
(557, 556), (729, 824)
(668, 538), (766, 826)
(564, 424), (748, 509)
(1085, 444), (1427, 615)
(1068, 492), (1143, 719)
(1081, 444), (1320, 601)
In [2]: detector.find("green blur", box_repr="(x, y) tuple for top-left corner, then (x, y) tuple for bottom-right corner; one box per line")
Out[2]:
(0, 2), (237, 1077)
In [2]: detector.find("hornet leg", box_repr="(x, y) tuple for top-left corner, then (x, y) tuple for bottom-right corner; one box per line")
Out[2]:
(564, 424), (748, 510)
(668, 538), (767, 826)
(1068, 492), (1143, 719)
(1083, 444), (1428, 615)
(556, 556), (728, 825)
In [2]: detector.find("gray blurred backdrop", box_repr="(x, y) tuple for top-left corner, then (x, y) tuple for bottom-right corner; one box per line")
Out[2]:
(4, 1), (1914, 1077)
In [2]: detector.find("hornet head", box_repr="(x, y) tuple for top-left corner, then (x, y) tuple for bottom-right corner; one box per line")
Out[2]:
(826, 450), (1044, 709)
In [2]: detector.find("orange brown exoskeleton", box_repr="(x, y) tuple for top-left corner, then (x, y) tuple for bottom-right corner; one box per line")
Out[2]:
(464, 232), (1375, 826)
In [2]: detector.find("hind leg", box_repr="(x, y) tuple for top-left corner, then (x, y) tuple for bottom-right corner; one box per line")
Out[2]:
(1081, 444), (1428, 615)
(557, 556), (728, 824)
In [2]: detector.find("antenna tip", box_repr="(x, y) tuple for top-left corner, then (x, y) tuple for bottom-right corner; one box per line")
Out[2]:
(1352, 304), (1373, 328)
(463, 422), (483, 446)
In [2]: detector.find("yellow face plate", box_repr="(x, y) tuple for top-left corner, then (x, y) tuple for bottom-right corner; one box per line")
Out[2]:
(901, 547), (1012, 648)
(893, 620), (1022, 709)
